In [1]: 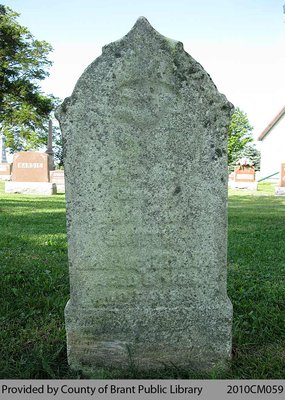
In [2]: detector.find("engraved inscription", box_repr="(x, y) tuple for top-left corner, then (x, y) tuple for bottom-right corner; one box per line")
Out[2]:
(17, 162), (43, 168)
(115, 79), (176, 127)
(235, 173), (255, 181)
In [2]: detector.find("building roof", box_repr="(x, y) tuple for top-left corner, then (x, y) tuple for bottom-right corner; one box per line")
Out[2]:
(258, 105), (285, 141)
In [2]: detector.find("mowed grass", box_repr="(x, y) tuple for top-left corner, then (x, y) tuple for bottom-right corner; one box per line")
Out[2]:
(227, 183), (285, 379)
(0, 181), (75, 379)
(0, 181), (285, 379)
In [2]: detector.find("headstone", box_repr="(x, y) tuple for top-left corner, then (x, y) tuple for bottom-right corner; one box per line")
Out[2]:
(56, 17), (233, 374)
(275, 163), (285, 195)
(11, 151), (50, 182)
(0, 133), (8, 163)
(234, 166), (255, 182)
(280, 163), (285, 187)
(229, 166), (257, 190)
(0, 162), (12, 181)
(46, 120), (55, 171)
(5, 151), (56, 195)
(0, 134), (12, 180)
(50, 170), (65, 193)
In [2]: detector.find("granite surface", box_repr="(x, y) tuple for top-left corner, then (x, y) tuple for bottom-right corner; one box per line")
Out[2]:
(56, 17), (233, 374)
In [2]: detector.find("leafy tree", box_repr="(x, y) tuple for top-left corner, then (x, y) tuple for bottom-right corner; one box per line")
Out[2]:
(228, 107), (253, 166)
(0, 5), (56, 151)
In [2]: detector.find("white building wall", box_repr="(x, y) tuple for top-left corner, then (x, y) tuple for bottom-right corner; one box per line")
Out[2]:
(260, 115), (285, 180)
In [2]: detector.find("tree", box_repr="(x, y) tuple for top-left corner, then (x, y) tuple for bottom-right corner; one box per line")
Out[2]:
(0, 5), (57, 152)
(228, 107), (253, 166)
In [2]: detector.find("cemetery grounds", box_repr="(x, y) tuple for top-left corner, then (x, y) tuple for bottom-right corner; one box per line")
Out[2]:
(0, 181), (284, 379)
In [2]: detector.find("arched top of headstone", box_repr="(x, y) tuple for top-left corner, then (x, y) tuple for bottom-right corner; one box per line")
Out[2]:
(128, 16), (164, 33)
(132, 16), (164, 32)
(56, 17), (232, 130)
(102, 16), (179, 52)
(118, 16), (175, 39)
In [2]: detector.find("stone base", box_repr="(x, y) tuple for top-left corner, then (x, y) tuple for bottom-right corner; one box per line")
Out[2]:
(55, 184), (65, 193)
(50, 170), (65, 193)
(0, 175), (11, 181)
(275, 187), (285, 196)
(5, 181), (56, 195)
(229, 181), (257, 190)
(64, 298), (232, 375)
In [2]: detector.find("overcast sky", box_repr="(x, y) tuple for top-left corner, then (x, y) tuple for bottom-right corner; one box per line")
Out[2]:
(4, 0), (285, 142)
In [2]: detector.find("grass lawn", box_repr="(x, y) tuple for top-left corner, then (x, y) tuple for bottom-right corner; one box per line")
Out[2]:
(0, 181), (285, 379)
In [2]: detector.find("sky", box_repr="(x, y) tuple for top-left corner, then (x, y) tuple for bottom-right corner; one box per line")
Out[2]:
(4, 0), (285, 142)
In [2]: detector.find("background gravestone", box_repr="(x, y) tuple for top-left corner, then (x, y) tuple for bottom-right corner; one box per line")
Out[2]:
(230, 165), (257, 190)
(275, 163), (285, 195)
(50, 170), (65, 193)
(57, 17), (233, 373)
(11, 151), (50, 182)
(0, 134), (12, 180)
(5, 151), (56, 195)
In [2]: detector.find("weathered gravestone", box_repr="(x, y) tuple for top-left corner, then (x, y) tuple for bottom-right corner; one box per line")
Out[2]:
(56, 17), (233, 373)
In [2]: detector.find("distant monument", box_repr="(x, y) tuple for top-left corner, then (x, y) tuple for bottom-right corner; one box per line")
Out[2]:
(275, 163), (285, 195)
(57, 17), (233, 374)
(10, 151), (50, 182)
(47, 119), (65, 193)
(47, 120), (65, 193)
(0, 133), (8, 163)
(229, 158), (257, 190)
(46, 119), (55, 172)
(0, 133), (12, 180)
(50, 170), (65, 193)
(5, 120), (57, 195)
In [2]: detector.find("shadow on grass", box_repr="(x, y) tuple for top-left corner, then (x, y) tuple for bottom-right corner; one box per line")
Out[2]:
(0, 195), (65, 208)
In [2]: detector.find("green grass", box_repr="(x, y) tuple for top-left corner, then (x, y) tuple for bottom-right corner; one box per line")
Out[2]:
(257, 182), (277, 194)
(1, 180), (285, 379)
